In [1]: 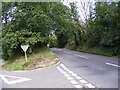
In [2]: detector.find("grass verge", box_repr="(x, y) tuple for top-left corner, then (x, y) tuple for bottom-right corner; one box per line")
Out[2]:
(2, 46), (59, 71)
(66, 46), (119, 58)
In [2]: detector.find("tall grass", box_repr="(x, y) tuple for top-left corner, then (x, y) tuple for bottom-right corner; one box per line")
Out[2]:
(2, 46), (58, 71)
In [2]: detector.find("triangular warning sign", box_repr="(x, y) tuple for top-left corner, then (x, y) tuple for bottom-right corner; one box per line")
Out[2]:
(0, 74), (31, 84)
(21, 45), (29, 52)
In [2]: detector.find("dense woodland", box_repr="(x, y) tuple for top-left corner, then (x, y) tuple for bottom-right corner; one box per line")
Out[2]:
(1, 2), (120, 60)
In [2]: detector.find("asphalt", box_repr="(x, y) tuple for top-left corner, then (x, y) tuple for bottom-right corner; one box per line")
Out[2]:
(0, 65), (75, 88)
(51, 48), (119, 88)
(0, 48), (119, 88)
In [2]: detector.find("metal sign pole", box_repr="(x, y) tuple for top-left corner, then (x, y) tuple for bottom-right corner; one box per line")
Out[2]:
(25, 51), (27, 62)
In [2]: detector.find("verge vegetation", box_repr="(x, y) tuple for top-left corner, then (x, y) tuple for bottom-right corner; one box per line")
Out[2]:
(2, 46), (58, 71)
(66, 47), (119, 58)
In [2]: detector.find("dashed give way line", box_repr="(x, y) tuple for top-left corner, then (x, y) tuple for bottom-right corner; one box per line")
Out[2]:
(106, 62), (120, 68)
(57, 63), (96, 88)
(0, 74), (31, 84)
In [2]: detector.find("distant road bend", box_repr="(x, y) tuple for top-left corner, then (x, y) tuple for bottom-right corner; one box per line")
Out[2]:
(51, 48), (119, 88)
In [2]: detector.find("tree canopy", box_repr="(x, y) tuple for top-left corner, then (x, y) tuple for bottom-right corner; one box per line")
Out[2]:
(2, 2), (80, 60)
(1, 1), (120, 60)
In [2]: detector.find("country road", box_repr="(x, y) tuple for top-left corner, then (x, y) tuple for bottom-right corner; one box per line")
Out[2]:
(0, 48), (119, 89)
(51, 48), (119, 88)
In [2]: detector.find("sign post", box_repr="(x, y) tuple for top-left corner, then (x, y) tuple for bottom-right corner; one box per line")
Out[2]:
(21, 45), (29, 62)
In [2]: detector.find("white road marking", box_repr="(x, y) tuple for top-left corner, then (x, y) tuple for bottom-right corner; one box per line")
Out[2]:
(60, 64), (71, 72)
(75, 76), (82, 80)
(70, 80), (78, 84)
(57, 67), (83, 88)
(74, 85), (83, 88)
(57, 69), (63, 72)
(85, 84), (95, 88)
(71, 73), (77, 76)
(59, 70), (64, 72)
(64, 74), (70, 77)
(65, 69), (71, 72)
(0, 74), (31, 84)
(64, 68), (69, 71)
(57, 68), (61, 70)
(79, 80), (88, 83)
(57, 68), (61, 71)
(60, 64), (83, 80)
(60, 64), (65, 67)
(75, 54), (88, 59)
(59, 63), (96, 88)
(69, 71), (74, 74)
(66, 76), (74, 80)
(57, 68), (62, 70)
(106, 63), (120, 68)
(64, 51), (70, 54)
(57, 67), (60, 69)
(61, 71), (67, 74)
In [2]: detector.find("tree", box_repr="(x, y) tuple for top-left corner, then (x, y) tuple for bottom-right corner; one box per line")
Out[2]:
(2, 2), (78, 60)
(88, 2), (120, 55)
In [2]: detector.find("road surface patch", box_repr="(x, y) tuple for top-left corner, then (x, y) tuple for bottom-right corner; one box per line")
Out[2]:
(0, 74), (31, 84)
(106, 62), (120, 68)
(59, 63), (96, 88)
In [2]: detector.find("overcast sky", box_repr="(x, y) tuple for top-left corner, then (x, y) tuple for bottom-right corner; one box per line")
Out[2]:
(62, 0), (95, 22)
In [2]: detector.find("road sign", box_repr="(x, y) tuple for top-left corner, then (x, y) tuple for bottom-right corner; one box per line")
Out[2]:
(21, 45), (29, 52)
(21, 45), (29, 62)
